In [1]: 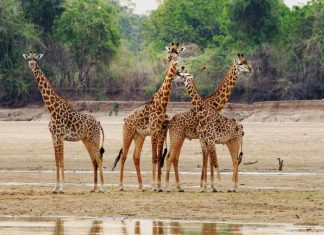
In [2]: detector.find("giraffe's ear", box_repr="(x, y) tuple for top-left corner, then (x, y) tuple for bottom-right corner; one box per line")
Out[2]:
(22, 54), (29, 60)
(36, 54), (44, 60)
(179, 47), (185, 53)
(176, 42), (179, 46)
(237, 53), (240, 57)
(165, 47), (171, 52)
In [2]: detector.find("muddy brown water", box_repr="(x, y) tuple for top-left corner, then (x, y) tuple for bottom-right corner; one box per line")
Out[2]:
(0, 216), (323, 235)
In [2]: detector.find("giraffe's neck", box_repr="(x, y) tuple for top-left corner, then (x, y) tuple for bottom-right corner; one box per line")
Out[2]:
(30, 63), (70, 115)
(186, 78), (206, 114)
(204, 64), (239, 111)
(154, 62), (177, 110)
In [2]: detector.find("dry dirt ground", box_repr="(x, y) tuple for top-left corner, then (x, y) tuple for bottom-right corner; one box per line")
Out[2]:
(0, 108), (324, 225)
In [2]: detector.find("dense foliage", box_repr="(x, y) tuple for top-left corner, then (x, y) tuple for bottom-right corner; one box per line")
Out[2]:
(0, 0), (323, 106)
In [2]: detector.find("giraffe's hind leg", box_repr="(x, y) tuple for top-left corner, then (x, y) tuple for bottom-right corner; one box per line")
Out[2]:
(226, 139), (241, 192)
(82, 139), (104, 193)
(119, 127), (136, 191)
(209, 146), (219, 192)
(172, 138), (185, 192)
(133, 134), (145, 191)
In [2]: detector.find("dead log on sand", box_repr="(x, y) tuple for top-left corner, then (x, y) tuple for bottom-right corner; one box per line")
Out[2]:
(243, 160), (258, 165)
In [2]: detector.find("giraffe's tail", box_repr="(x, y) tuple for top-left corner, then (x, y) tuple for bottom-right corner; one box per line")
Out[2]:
(160, 147), (168, 168)
(99, 123), (105, 158)
(112, 148), (123, 171)
(160, 122), (169, 168)
(238, 138), (243, 165)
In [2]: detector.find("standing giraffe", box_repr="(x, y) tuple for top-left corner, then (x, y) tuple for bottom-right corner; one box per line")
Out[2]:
(112, 43), (184, 192)
(23, 52), (105, 193)
(174, 69), (244, 192)
(164, 54), (252, 192)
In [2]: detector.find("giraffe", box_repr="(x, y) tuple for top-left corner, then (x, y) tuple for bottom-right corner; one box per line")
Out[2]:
(164, 54), (252, 192)
(112, 43), (184, 192)
(23, 52), (105, 193)
(174, 69), (245, 192)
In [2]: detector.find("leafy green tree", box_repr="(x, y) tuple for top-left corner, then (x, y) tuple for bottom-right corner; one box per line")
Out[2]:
(143, 0), (227, 50)
(21, 0), (64, 35)
(224, 0), (288, 49)
(53, 0), (121, 88)
(0, 0), (41, 105)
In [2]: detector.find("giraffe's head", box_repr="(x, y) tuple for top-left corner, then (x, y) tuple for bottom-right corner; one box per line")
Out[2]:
(234, 54), (253, 75)
(165, 42), (185, 63)
(174, 66), (194, 87)
(23, 52), (44, 69)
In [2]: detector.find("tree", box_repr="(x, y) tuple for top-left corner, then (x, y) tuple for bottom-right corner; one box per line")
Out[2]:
(0, 0), (41, 105)
(225, 0), (288, 48)
(143, 0), (227, 50)
(53, 0), (121, 88)
(21, 0), (64, 35)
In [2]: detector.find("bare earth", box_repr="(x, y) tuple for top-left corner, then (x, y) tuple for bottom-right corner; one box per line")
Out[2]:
(0, 102), (324, 225)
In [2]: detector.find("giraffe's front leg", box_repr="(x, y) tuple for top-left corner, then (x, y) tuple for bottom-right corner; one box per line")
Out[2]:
(199, 145), (208, 193)
(59, 164), (65, 194)
(52, 136), (64, 194)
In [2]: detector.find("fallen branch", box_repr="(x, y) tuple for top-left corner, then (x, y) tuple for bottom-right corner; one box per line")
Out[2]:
(243, 160), (258, 165)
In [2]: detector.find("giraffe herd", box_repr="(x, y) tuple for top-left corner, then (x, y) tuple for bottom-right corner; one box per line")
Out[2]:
(22, 42), (253, 194)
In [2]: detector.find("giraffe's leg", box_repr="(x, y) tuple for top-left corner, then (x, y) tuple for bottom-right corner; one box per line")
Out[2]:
(156, 136), (165, 192)
(151, 135), (158, 192)
(209, 146), (217, 192)
(53, 159), (60, 194)
(133, 134), (145, 191)
(172, 138), (185, 192)
(60, 162), (65, 194)
(52, 137), (64, 194)
(91, 161), (98, 192)
(97, 158), (104, 193)
(164, 151), (173, 192)
(119, 128), (135, 191)
(82, 139), (104, 193)
(199, 144), (208, 193)
(226, 139), (240, 192)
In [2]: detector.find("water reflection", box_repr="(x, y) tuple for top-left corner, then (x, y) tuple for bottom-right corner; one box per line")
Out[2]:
(54, 218), (64, 235)
(0, 217), (323, 235)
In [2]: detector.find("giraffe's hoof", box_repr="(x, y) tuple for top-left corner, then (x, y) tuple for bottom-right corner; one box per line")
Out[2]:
(212, 188), (219, 193)
(90, 188), (96, 193)
(227, 189), (237, 193)
(151, 185), (157, 192)
(119, 187), (124, 192)
(158, 188), (163, 192)
(165, 186), (171, 193)
(98, 190), (104, 193)
(59, 191), (64, 194)
(52, 190), (59, 194)
(199, 188), (207, 193)
(178, 188), (184, 192)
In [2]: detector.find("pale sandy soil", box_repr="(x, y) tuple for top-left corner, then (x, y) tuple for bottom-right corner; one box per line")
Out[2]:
(0, 111), (324, 225)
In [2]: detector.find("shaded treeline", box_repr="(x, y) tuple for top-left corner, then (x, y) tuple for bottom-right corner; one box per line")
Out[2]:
(0, 0), (323, 106)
